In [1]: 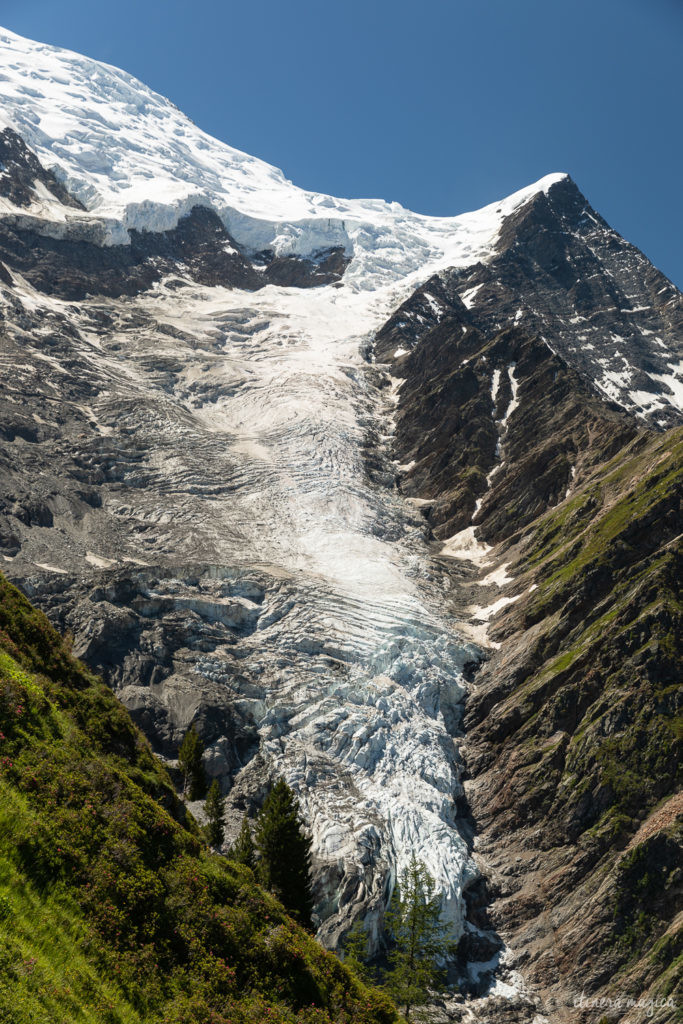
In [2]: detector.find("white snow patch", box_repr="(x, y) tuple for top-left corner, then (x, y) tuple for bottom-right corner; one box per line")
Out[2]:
(597, 367), (634, 403)
(441, 527), (492, 564)
(500, 363), (519, 427)
(468, 594), (520, 620)
(476, 563), (513, 587)
(490, 367), (502, 405)
(485, 458), (504, 489)
(85, 551), (117, 568)
(630, 390), (666, 412)
(456, 620), (501, 651)
(647, 365), (683, 410)
(565, 464), (576, 499)
(460, 283), (484, 308)
(422, 292), (443, 317)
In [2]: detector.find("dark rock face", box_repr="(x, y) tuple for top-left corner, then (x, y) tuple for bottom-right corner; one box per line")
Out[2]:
(0, 204), (349, 301)
(379, 177), (682, 431)
(0, 128), (349, 300)
(252, 245), (351, 288)
(0, 127), (84, 210)
(387, 318), (637, 543)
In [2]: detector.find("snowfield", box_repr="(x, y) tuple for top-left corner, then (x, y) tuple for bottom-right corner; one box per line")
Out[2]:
(0, 25), (565, 288)
(0, 23), (598, 974)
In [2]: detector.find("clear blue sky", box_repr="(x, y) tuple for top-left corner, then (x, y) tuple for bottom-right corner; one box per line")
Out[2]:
(3, 0), (682, 287)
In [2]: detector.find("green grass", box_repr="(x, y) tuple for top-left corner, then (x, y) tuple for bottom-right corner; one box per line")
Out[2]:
(521, 428), (683, 610)
(0, 574), (398, 1024)
(490, 427), (682, 862)
(0, 812), (140, 1024)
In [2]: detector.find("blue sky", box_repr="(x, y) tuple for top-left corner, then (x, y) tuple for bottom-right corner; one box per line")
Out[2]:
(3, 0), (682, 287)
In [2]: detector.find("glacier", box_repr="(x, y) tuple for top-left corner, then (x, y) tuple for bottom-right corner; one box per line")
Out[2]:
(0, 23), (571, 955)
(0, 26), (566, 276)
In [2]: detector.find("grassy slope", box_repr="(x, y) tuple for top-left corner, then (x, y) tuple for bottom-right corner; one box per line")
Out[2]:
(465, 426), (682, 1013)
(515, 428), (681, 841)
(0, 574), (397, 1024)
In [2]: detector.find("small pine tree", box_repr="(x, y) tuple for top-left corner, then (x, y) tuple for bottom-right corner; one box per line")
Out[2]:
(228, 813), (255, 870)
(383, 853), (452, 1021)
(254, 778), (314, 928)
(178, 724), (206, 800)
(204, 778), (225, 848)
(342, 919), (371, 983)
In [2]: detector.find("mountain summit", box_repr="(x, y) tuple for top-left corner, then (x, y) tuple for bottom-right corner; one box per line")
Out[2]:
(0, 26), (565, 280)
(0, 25), (680, 1022)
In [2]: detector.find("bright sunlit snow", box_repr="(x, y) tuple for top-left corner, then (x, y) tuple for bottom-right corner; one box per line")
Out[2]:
(0, 23), (586, 972)
(0, 27), (567, 292)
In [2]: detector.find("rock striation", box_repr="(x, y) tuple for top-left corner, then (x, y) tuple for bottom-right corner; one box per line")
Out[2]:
(0, 24), (681, 1020)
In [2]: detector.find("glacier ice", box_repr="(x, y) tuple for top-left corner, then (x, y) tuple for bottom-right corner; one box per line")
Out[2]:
(0, 23), (569, 953)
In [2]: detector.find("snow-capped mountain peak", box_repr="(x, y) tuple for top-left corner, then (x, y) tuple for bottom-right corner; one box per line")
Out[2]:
(0, 25), (681, 1008)
(0, 25), (566, 291)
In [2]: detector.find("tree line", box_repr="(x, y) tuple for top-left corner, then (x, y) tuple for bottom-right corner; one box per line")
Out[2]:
(177, 725), (313, 927)
(178, 724), (454, 1020)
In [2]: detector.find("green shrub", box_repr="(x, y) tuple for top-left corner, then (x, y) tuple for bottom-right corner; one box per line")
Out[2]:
(0, 573), (398, 1024)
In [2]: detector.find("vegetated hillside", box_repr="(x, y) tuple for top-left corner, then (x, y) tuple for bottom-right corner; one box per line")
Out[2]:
(0, 574), (397, 1024)
(463, 427), (682, 1020)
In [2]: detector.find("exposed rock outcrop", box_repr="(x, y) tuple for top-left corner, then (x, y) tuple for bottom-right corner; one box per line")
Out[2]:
(380, 242), (682, 1016)
(0, 38), (680, 1019)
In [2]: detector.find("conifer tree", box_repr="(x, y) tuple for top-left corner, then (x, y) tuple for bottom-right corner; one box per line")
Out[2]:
(177, 723), (206, 799)
(383, 853), (452, 1021)
(204, 778), (225, 848)
(254, 778), (314, 928)
(228, 813), (255, 870)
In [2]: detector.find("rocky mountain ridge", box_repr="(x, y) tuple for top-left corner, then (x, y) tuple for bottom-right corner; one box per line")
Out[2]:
(0, 24), (681, 1022)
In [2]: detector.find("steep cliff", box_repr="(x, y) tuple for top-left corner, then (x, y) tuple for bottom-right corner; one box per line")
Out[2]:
(0, 23), (681, 1021)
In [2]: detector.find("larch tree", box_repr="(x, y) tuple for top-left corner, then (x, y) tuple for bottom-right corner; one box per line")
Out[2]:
(342, 919), (372, 984)
(229, 813), (256, 870)
(204, 778), (225, 848)
(177, 723), (206, 800)
(383, 853), (453, 1021)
